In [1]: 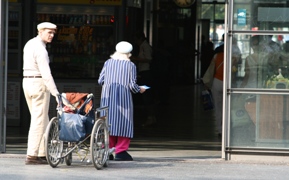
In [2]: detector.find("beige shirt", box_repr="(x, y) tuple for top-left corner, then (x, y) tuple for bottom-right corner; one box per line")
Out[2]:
(23, 36), (59, 96)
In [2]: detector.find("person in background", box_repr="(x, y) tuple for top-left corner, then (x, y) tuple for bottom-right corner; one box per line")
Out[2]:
(98, 41), (146, 161)
(201, 38), (215, 77)
(23, 22), (59, 165)
(282, 35), (289, 52)
(209, 34), (241, 136)
(210, 48), (224, 137)
(240, 35), (261, 88)
(131, 31), (157, 127)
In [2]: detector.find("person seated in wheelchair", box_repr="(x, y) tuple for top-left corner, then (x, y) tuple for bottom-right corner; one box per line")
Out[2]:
(60, 92), (93, 114)
(57, 92), (95, 142)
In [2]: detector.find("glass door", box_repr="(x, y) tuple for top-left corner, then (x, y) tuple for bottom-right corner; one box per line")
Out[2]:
(224, 0), (289, 160)
(0, 0), (8, 153)
(201, 2), (225, 48)
(200, 1), (225, 77)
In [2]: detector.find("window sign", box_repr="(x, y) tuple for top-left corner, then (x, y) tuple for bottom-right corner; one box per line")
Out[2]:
(237, 9), (246, 26)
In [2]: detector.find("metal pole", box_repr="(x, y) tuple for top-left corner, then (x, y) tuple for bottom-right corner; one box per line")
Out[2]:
(222, 0), (230, 160)
(0, 0), (8, 153)
(0, 0), (3, 153)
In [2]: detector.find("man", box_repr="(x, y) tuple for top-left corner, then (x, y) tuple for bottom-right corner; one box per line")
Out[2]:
(131, 31), (157, 127)
(23, 22), (59, 165)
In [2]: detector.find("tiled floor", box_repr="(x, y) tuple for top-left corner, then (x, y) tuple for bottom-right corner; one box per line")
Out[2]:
(5, 83), (221, 154)
(134, 84), (219, 141)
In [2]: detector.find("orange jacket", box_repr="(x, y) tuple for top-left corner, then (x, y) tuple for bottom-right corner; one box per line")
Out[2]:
(213, 52), (224, 81)
(66, 92), (92, 114)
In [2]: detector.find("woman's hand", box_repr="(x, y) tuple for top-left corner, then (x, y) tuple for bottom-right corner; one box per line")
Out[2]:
(139, 87), (146, 93)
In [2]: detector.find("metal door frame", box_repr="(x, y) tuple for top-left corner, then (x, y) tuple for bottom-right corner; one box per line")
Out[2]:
(0, 0), (8, 153)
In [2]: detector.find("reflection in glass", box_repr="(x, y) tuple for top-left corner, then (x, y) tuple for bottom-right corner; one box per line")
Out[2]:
(230, 94), (289, 148)
(210, 23), (224, 48)
(232, 34), (289, 89)
(201, 4), (214, 20)
(233, 1), (289, 31)
(201, 2), (225, 49)
(215, 4), (225, 19)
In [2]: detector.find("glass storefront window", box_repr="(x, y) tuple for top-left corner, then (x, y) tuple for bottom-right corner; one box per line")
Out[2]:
(232, 34), (289, 89)
(202, 2), (225, 48)
(230, 93), (289, 148)
(36, 13), (114, 79)
(215, 4), (225, 20)
(225, 0), (289, 158)
(233, 1), (289, 31)
(202, 0), (225, 3)
(210, 23), (225, 47)
(201, 4), (214, 19)
(202, 3), (224, 20)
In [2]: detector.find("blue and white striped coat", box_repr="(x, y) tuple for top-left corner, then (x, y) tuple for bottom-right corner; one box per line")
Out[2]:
(98, 58), (140, 138)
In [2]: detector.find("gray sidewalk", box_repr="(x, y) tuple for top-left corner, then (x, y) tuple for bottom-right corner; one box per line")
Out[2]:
(1, 139), (289, 180)
(3, 83), (289, 179)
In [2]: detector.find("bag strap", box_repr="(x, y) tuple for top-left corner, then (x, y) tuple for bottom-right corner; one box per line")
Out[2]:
(76, 95), (94, 115)
(57, 94), (64, 115)
(216, 61), (223, 71)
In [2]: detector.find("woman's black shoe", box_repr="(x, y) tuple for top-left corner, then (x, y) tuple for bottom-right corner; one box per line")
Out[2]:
(114, 151), (133, 161)
(109, 154), (114, 160)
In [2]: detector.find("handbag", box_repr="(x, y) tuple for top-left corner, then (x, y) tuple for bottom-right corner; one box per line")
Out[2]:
(202, 58), (216, 89)
(201, 89), (214, 111)
(202, 54), (223, 89)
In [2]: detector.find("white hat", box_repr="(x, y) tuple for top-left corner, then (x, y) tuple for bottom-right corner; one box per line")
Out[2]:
(37, 22), (57, 30)
(115, 41), (133, 54)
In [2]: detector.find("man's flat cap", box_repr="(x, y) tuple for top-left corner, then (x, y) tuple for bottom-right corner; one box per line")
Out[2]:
(37, 22), (57, 30)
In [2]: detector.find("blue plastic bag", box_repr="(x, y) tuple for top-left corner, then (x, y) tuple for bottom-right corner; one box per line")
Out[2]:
(59, 112), (87, 142)
(201, 90), (214, 111)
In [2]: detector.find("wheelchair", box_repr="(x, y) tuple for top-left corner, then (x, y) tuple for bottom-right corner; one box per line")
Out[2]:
(44, 93), (111, 170)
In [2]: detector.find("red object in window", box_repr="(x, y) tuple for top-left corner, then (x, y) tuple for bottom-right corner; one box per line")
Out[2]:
(110, 16), (114, 23)
(278, 35), (283, 41)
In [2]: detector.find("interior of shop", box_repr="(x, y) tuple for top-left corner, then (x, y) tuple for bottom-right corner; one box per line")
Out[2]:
(4, 0), (289, 161)
(2, 0), (225, 153)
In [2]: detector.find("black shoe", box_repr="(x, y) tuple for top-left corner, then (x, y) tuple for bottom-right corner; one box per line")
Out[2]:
(114, 151), (133, 161)
(39, 156), (47, 161)
(108, 147), (115, 160)
(25, 156), (48, 165)
(109, 154), (114, 160)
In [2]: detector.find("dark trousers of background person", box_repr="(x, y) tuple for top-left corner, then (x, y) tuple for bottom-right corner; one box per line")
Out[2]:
(137, 70), (156, 124)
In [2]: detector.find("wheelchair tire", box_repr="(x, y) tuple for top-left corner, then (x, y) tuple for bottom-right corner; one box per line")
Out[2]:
(65, 148), (72, 166)
(45, 117), (63, 168)
(90, 119), (109, 170)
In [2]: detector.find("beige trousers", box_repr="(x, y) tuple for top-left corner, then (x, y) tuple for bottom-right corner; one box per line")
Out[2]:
(23, 78), (50, 157)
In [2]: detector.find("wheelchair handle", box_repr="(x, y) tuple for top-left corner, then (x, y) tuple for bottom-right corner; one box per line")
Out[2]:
(95, 106), (109, 113)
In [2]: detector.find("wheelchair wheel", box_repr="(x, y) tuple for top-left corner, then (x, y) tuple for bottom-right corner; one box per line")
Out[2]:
(90, 119), (109, 170)
(45, 117), (63, 168)
(65, 148), (72, 166)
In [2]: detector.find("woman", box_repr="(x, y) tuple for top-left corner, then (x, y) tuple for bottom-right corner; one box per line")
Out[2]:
(241, 35), (261, 88)
(211, 49), (224, 137)
(98, 41), (146, 161)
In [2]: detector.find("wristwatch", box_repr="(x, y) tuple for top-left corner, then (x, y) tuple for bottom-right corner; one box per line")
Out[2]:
(174, 0), (195, 7)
